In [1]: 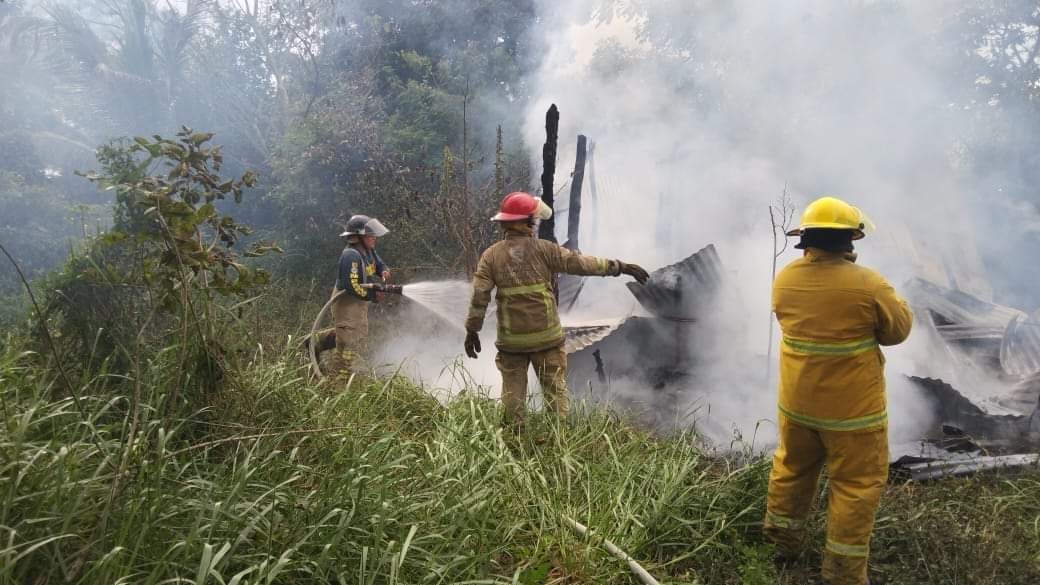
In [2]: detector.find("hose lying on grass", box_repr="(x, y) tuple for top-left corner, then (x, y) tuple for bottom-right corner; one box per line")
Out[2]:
(563, 516), (663, 585)
(308, 290), (345, 379)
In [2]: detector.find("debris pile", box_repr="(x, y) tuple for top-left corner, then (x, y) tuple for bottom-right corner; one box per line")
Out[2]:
(564, 245), (725, 429)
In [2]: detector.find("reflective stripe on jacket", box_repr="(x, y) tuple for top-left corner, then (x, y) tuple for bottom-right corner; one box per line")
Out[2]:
(467, 224), (620, 353)
(336, 245), (385, 301)
(772, 248), (913, 431)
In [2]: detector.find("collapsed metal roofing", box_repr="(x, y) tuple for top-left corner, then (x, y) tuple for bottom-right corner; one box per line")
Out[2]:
(893, 451), (1040, 481)
(904, 277), (1035, 375)
(563, 318), (628, 354)
(563, 247), (1040, 479)
(1001, 312), (1040, 377)
(879, 281), (1040, 479)
(626, 244), (724, 320)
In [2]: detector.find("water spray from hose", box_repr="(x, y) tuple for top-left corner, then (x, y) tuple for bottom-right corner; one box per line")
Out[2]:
(308, 280), (474, 378)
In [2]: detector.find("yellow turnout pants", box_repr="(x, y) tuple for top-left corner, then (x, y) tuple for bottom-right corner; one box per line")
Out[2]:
(329, 289), (369, 376)
(764, 415), (888, 585)
(495, 346), (568, 424)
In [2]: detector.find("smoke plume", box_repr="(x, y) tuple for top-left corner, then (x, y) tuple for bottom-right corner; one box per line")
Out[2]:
(518, 1), (1039, 448)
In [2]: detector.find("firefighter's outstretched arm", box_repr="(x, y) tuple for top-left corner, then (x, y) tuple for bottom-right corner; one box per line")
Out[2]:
(875, 278), (913, 346)
(550, 245), (649, 283)
(464, 253), (494, 357)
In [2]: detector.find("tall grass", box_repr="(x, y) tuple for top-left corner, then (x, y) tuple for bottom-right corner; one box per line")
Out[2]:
(1, 338), (1039, 584)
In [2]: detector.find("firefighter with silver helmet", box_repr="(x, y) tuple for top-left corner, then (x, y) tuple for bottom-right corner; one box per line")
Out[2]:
(330, 214), (392, 375)
(464, 192), (650, 427)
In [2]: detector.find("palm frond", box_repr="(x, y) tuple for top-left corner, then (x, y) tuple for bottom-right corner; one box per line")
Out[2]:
(157, 0), (212, 74)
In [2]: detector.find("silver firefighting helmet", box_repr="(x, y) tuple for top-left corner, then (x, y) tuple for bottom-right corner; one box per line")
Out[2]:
(339, 214), (390, 238)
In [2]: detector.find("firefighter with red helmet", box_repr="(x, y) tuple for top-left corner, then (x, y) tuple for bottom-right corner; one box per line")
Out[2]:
(464, 192), (650, 426)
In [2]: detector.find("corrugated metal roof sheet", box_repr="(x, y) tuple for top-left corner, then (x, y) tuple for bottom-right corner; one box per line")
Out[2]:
(893, 452), (1040, 481)
(563, 317), (629, 354)
(626, 244), (723, 320)
(904, 277), (1025, 331)
(907, 376), (1033, 436)
(1000, 312), (1040, 377)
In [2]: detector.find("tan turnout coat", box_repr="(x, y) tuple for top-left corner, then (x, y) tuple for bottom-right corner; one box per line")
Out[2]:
(466, 224), (620, 353)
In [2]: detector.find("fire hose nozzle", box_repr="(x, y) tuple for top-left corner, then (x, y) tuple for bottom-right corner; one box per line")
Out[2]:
(360, 283), (404, 295)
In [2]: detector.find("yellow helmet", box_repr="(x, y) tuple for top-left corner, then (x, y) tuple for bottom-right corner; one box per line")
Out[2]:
(786, 196), (874, 240)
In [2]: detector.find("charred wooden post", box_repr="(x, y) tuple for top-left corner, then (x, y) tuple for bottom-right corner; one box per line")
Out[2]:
(593, 349), (607, 384)
(586, 140), (599, 247)
(565, 134), (588, 251)
(540, 104), (559, 243)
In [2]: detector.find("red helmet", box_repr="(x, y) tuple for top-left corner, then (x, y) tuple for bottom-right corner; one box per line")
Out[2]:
(491, 192), (552, 222)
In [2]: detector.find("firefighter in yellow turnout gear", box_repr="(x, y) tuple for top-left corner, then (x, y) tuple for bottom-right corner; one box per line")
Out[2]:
(765, 196), (913, 585)
(464, 192), (649, 425)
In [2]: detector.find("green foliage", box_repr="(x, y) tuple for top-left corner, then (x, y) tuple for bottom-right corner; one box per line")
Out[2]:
(80, 128), (279, 312)
(93, 138), (149, 231)
(737, 543), (779, 584)
(28, 130), (280, 403)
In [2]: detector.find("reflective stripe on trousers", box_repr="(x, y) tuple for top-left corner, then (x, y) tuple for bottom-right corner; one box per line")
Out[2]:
(764, 414), (888, 585)
(778, 404), (887, 432)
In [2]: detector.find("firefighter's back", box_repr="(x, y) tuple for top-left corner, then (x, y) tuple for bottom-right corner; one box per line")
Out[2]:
(772, 249), (897, 431)
(481, 236), (563, 353)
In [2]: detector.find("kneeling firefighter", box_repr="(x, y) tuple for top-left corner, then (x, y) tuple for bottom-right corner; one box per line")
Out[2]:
(765, 196), (912, 585)
(464, 192), (650, 426)
(330, 214), (391, 375)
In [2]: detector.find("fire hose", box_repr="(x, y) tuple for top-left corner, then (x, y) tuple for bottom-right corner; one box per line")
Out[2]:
(563, 517), (664, 585)
(307, 283), (404, 379)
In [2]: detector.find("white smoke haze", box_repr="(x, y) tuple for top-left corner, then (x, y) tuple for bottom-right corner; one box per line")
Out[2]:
(491, 0), (1040, 450)
(14, 0), (1029, 451)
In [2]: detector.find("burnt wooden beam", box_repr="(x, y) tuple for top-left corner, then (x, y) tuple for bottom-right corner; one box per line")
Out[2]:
(586, 140), (598, 247)
(539, 104), (559, 242)
(564, 134), (587, 251)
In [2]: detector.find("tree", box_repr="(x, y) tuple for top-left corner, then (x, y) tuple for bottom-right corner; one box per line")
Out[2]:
(55, 129), (281, 397)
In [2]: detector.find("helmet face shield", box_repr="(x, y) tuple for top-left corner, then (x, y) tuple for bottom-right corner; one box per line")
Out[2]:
(534, 200), (553, 221)
(364, 218), (390, 237)
(340, 215), (389, 237)
(853, 207), (874, 239)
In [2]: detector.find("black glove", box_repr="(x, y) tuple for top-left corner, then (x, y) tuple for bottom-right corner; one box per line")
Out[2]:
(464, 331), (481, 358)
(617, 261), (650, 285)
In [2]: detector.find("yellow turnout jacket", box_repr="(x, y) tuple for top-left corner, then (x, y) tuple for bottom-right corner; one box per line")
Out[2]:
(467, 224), (620, 353)
(772, 248), (913, 431)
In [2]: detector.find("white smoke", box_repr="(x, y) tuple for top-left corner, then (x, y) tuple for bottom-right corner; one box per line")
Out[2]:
(518, 0), (1038, 449)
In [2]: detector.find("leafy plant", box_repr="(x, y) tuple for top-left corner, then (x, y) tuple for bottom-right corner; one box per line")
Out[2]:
(81, 127), (279, 312)
(45, 129), (284, 401)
